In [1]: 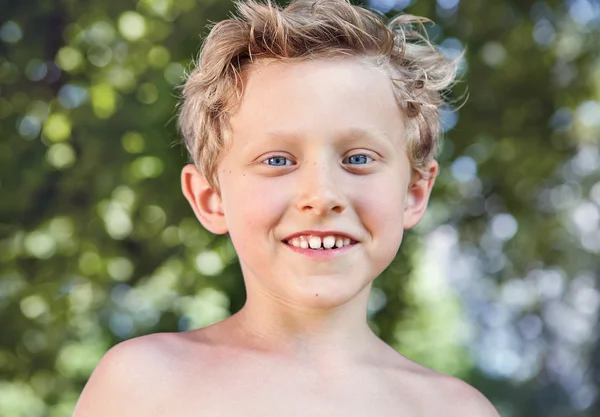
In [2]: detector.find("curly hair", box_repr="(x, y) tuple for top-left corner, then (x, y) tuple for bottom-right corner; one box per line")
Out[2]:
(178, 0), (460, 191)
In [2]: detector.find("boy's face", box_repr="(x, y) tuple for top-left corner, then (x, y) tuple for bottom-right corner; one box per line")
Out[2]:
(182, 57), (437, 309)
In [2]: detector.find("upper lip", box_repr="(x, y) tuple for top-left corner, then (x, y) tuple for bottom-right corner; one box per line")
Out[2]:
(282, 230), (359, 242)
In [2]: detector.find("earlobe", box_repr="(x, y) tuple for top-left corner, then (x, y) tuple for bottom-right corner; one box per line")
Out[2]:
(403, 161), (438, 230)
(181, 164), (228, 235)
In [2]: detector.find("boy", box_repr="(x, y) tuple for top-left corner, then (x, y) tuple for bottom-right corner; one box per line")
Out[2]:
(73, 0), (500, 416)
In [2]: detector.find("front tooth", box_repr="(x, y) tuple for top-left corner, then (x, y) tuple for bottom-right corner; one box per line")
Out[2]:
(300, 239), (309, 249)
(335, 238), (344, 248)
(343, 238), (351, 246)
(323, 236), (336, 249)
(308, 236), (322, 249)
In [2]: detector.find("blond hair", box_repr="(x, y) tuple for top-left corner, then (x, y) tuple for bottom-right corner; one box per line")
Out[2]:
(178, 0), (460, 190)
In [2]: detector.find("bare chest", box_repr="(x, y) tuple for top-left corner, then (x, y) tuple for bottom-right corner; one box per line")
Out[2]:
(164, 364), (430, 417)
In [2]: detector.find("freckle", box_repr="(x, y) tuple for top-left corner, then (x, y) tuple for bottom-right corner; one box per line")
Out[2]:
(315, 293), (318, 297)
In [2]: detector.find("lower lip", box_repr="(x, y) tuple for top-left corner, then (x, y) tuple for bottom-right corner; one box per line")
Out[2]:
(283, 242), (357, 258)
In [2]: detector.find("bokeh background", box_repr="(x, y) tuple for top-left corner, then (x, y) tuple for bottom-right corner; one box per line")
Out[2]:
(1, 0), (600, 415)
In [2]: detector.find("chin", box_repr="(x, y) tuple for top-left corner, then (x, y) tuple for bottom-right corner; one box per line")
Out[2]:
(286, 278), (372, 310)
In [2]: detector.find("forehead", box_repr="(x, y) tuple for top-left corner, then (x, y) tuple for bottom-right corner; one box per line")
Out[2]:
(229, 57), (406, 146)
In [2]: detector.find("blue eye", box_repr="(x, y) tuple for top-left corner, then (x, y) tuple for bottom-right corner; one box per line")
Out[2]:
(264, 156), (292, 166)
(346, 154), (372, 165)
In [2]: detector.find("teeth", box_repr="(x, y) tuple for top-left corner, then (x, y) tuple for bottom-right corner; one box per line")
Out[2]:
(308, 236), (322, 249)
(322, 236), (336, 249)
(286, 234), (354, 250)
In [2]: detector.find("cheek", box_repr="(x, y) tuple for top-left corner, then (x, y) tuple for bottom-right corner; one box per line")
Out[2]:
(352, 177), (406, 254)
(221, 174), (290, 239)
(354, 178), (405, 224)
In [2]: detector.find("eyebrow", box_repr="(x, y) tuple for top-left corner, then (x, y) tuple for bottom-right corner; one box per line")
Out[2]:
(336, 127), (392, 144)
(262, 127), (393, 145)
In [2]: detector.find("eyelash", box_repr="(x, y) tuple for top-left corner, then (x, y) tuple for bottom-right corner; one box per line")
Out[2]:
(262, 154), (374, 167)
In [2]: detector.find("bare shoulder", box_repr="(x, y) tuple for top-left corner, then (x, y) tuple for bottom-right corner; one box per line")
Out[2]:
(407, 364), (500, 417)
(432, 374), (501, 417)
(388, 353), (500, 417)
(72, 332), (196, 417)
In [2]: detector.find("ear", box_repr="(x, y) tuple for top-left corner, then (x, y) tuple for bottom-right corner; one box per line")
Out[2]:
(181, 164), (228, 235)
(403, 160), (438, 229)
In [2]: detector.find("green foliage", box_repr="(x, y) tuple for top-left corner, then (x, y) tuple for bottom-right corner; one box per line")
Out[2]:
(1, 0), (599, 416)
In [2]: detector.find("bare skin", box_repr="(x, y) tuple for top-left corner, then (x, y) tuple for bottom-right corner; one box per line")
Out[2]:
(73, 315), (498, 417)
(73, 57), (500, 417)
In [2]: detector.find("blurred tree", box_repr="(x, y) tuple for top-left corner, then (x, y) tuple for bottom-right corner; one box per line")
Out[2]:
(0, 0), (599, 416)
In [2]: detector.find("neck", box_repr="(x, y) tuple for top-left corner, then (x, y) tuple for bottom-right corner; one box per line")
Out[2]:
(224, 282), (381, 364)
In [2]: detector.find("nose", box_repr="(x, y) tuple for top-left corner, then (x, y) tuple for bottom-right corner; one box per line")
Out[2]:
(295, 160), (346, 216)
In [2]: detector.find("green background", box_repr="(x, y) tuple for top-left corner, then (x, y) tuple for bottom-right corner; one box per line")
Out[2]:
(1, 0), (599, 415)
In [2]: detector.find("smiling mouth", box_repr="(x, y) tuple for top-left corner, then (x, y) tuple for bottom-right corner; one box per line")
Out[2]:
(282, 235), (357, 250)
